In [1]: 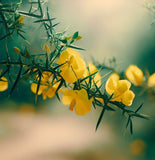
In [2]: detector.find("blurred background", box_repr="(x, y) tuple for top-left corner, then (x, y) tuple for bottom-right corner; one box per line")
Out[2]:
(0, 0), (155, 159)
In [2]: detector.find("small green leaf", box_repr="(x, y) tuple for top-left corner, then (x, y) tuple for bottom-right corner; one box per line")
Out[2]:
(129, 118), (133, 135)
(35, 72), (42, 103)
(92, 101), (96, 109)
(126, 116), (130, 129)
(18, 11), (42, 18)
(17, 32), (26, 40)
(72, 31), (79, 40)
(24, 47), (32, 60)
(80, 71), (97, 83)
(0, 68), (9, 79)
(45, 52), (48, 68)
(95, 99), (103, 107)
(70, 39), (75, 44)
(34, 18), (56, 23)
(96, 108), (106, 131)
(52, 23), (60, 27)
(53, 62), (66, 70)
(60, 39), (67, 44)
(105, 105), (115, 111)
(135, 103), (143, 113)
(55, 79), (64, 93)
(133, 113), (150, 120)
(67, 45), (85, 51)
(93, 79), (102, 96)
(55, 92), (61, 101)
(9, 65), (23, 96)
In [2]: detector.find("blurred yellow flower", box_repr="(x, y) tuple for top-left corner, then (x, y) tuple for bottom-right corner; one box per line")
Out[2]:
(130, 139), (145, 155)
(84, 62), (101, 87)
(65, 36), (71, 40)
(18, 16), (25, 23)
(105, 73), (135, 106)
(0, 77), (8, 92)
(57, 48), (86, 83)
(75, 36), (82, 41)
(125, 65), (144, 86)
(62, 88), (93, 115)
(44, 44), (51, 52)
(148, 73), (155, 87)
(13, 47), (21, 54)
(19, 103), (35, 114)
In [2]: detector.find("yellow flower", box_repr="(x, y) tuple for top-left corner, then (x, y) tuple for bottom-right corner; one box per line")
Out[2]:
(75, 36), (82, 41)
(105, 73), (119, 95)
(65, 36), (71, 40)
(31, 82), (60, 100)
(105, 73), (135, 106)
(19, 103), (35, 114)
(18, 16), (25, 23)
(0, 77), (8, 92)
(44, 44), (51, 52)
(125, 65), (144, 86)
(31, 83), (47, 95)
(42, 81), (60, 100)
(130, 139), (145, 155)
(57, 48), (86, 83)
(37, 71), (52, 83)
(13, 47), (21, 54)
(31, 71), (60, 99)
(62, 88), (93, 115)
(84, 62), (101, 87)
(148, 73), (155, 87)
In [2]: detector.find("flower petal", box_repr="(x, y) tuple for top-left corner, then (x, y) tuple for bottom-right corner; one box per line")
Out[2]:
(60, 67), (78, 83)
(69, 99), (76, 111)
(75, 89), (92, 115)
(46, 87), (56, 98)
(112, 80), (131, 99)
(105, 73), (119, 95)
(62, 90), (76, 105)
(121, 90), (135, 106)
(41, 71), (52, 83)
(0, 77), (8, 92)
(30, 83), (46, 95)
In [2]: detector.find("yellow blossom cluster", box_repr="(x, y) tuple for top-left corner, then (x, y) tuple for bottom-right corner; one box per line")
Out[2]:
(29, 48), (103, 115)
(105, 73), (135, 106)
(0, 47), (145, 116)
(57, 48), (101, 115)
(31, 48), (137, 115)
